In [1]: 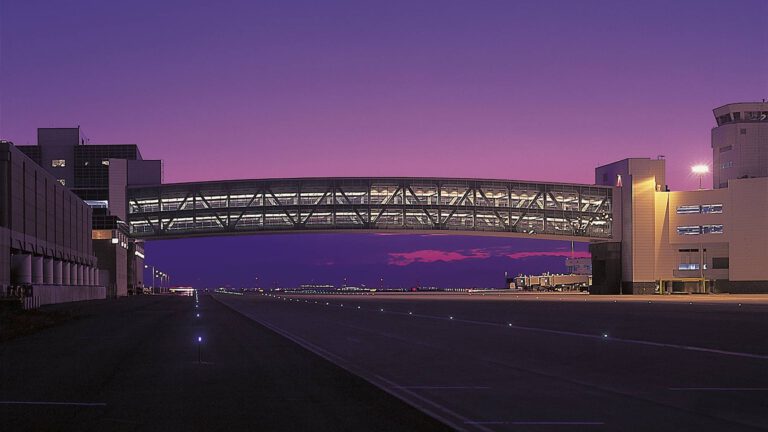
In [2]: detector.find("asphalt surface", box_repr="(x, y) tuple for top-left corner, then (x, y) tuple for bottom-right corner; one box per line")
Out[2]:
(0, 294), (450, 432)
(216, 292), (768, 432)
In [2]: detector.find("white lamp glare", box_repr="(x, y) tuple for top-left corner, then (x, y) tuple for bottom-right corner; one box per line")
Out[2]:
(691, 165), (709, 174)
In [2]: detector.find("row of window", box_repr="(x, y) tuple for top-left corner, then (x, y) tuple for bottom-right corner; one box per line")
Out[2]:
(51, 159), (110, 167)
(676, 204), (723, 214)
(720, 161), (734, 170)
(678, 257), (729, 271)
(716, 111), (768, 125)
(677, 224), (724, 235)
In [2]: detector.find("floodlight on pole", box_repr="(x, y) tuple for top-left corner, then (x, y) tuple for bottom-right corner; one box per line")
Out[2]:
(691, 165), (709, 189)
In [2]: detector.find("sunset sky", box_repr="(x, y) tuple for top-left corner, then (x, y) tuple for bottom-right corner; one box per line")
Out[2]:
(2, 0), (766, 288)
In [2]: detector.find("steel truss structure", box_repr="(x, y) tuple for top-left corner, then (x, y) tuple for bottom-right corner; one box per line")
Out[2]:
(127, 178), (615, 240)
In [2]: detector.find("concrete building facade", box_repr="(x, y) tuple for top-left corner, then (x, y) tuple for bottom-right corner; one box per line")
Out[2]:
(17, 128), (162, 297)
(0, 141), (104, 306)
(592, 101), (768, 294)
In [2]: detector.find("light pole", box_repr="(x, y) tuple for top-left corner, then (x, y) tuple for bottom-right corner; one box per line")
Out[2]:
(144, 264), (156, 294)
(691, 164), (709, 190)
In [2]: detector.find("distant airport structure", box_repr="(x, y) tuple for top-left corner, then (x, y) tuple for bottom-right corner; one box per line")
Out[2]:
(1, 101), (767, 304)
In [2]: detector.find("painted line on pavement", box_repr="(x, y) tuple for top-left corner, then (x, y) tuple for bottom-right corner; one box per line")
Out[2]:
(271, 294), (768, 361)
(669, 387), (768, 391)
(466, 420), (604, 426)
(0, 401), (106, 407)
(213, 295), (495, 432)
(395, 386), (491, 390)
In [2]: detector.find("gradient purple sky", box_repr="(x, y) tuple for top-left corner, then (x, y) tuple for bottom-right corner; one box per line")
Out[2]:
(2, 1), (767, 288)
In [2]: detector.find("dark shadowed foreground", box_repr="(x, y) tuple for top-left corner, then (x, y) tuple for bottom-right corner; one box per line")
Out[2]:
(0, 295), (449, 432)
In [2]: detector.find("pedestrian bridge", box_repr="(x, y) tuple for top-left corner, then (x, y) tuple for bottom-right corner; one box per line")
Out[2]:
(126, 178), (616, 241)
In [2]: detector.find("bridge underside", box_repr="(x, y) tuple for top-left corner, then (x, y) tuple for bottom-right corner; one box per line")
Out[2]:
(126, 178), (615, 241)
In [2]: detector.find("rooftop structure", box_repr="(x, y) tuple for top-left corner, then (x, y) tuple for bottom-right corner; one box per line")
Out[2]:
(711, 101), (768, 189)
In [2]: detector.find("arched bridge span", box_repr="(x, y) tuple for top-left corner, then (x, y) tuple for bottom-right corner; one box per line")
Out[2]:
(126, 178), (616, 241)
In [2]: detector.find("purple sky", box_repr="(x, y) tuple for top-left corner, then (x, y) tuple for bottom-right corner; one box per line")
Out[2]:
(2, 1), (767, 288)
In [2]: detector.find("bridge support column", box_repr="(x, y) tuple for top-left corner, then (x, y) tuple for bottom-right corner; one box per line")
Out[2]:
(589, 242), (622, 295)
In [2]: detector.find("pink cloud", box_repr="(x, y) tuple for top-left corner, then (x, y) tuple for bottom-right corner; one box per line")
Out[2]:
(504, 251), (591, 260)
(387, 248), (491, 266)
(387, 247), (590, 266)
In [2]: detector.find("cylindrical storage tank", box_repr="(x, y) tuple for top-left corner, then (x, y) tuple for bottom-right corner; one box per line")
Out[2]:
(10, 254), (32, 285)
(43, 258), (54, 284)
(62, 262), (71, 285)
(70, 264), (77, 286)
(31, 255), (44, 285)
(53, 260), (63, 285)
(76, 264), (84, 286)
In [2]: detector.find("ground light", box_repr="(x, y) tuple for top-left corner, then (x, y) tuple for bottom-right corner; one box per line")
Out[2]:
(197, 336), (203, 363)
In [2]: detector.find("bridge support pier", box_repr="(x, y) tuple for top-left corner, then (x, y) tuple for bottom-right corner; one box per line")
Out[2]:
(589, 242), (622, 294)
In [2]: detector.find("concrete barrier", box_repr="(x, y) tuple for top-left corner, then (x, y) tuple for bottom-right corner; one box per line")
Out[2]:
(23, 285), (107, 308)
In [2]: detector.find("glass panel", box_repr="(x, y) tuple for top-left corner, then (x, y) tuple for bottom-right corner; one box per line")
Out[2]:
(677, 226), (701, 235)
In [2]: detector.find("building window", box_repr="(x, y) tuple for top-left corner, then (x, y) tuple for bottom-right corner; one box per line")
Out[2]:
(678, 263), (700, 271)
(677, 204), (722, 214)
(721, 161), (734, 169)
(51, 159), (66, 167)
(740, 128), (747, 135)
(717, 114), (733, 125)
(702, 224), (724, 234)
(85, 200), (109, 209)
(712, 257), (729, 269)
(676, 205), (700, 214)
(101, 159), (110, 166)
(677, 226), (701, 235)
(677, 224), (724, 235)
(57, 179), (66, 186)
(719, 145), (732, 153)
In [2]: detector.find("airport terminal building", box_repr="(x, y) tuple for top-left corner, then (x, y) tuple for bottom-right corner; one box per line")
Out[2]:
(1, 141), (104, 306)
(15, 128), (162, 297)
(592, 102), (768, 293)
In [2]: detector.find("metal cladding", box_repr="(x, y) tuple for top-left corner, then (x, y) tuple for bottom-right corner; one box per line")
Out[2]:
(127, 178), (614, 241)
